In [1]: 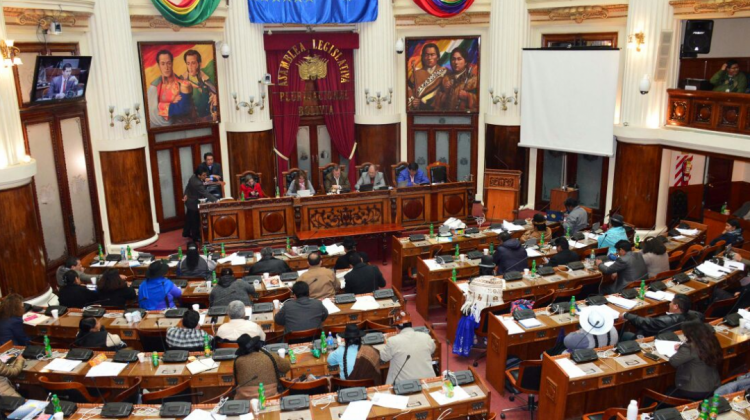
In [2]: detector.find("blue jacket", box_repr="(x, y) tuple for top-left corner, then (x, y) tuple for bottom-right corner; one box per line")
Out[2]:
(397, 169), (430, 186)
(0, 317), (29, 346)
(710, 229), (743, 247)
(493, 239), (528, 275)
(138, 277), (182, 310)
(598, 226), (628, 255)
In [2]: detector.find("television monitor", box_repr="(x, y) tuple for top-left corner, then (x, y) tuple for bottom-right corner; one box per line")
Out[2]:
(30, 56), (92, 104)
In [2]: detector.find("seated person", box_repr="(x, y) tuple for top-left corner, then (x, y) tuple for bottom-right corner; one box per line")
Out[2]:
(274, 282), (328, 333)
(58, 270), (99, 309)
(669, 320), (722, 400)
(716, 370), (750, 395)
(713, 252), (750, 306)
(334, 238), (369, 270)
(492, 232), (527, 275)
(397, 162), (430, 187)
(234, 334), (291, 399)
(598, 214), (628, 255)
(239, 174), (264, 199)
(166, 309), (213, 349)
(0, 352), (24, 397)
(249, 247), (291, 275)
(641, 237), (669, 278)
(210, 268), (255, 307)
(328, 324), (364, 379)
(324, 165), (351, 194)
(355, 164), (386, 191)
(285, 171), (315, 197)
(216, 301), (265, 342)
(381, 323), (436, 384)
(56, 256), (95, 287)
(620, 294), (701, 339)
(710, 60), (747, 93)
(710, 218), (744, 246)
(138, 260), (182, 310)
(0, 294), (29, 346)
(96, 269), (137, 308)
(563, 198), (588, 235)
(179, 242), (217, 278)
(74, 317), (125, 350)
(344, 253), (385, 294)
(563, 306), (618, 352)
(596, 240), (648, 294)
(298, 252), (339, 300)
(546, 237), (581, 267)
(520, 213), (552, 244)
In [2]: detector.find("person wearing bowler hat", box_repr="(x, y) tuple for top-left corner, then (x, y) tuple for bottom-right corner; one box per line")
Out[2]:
(327, 324), (365, 379)
(563, 305), (618, 352)
(478, 255), (496, 276)
(138, 260), (182, 310)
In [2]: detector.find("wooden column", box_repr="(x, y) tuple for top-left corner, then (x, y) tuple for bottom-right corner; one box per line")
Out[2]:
(355, 123), (400, 184)
(612, 142), (663, 228)
(100, 148), (155, 244)
(227, 130), (276, 198)
(0, 183), (48, 297)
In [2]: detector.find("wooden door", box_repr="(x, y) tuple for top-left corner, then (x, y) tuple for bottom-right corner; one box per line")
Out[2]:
(612, 143), (663, 228)
(705, 156), (733, 212)
(407, 115), (478, 183)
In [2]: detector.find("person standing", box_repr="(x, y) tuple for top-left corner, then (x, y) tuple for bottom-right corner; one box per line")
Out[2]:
(182, 167), (217, 243)
(197, 153), (223, 199)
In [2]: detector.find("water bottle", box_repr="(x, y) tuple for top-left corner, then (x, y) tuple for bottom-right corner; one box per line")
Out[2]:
(455, 244), (460, 258)
(258, 383), (266, 410)
(639, 279), (646, 300)
(220, 243), (226, 258)
(721, 202), (728, 215)
(626, 400), (638, 420)
(177, 246), (183, 260)
(240, 191), (245, 201)
(531, 260), (537, 276)
(566, 227), (571, 239)
(286, 237), (291, 251)
(635, 235), (640, 250)
(126, 245), (132, 260)
(540, 233), (545, 247)
(709, 393), (720, 419)
(203, 245), (208, 257)
(152, 351), (159, 367)
(52, 394), (62, 414)
(326, 332), (335, 349)
(320, 331), (327, 354)
(120, 247), (126, 261)
(489, 242), (494, 254)
(451, 268), (457, 282)
(569, 297), (576, 317)
(589, 249), (596, 263)
(444, 379), (454, 398)
(289, 349), (296, 364)
(204, 334), (211, 357)
(212, 271), (217, 287)
(98, 244), (105, 260)
(44, 335), (52, 357)
(430, 223), (435, 238)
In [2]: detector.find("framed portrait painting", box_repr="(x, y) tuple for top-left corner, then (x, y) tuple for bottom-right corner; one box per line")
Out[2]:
(138, 41), (220, 130)
(405, 37), (480, 113)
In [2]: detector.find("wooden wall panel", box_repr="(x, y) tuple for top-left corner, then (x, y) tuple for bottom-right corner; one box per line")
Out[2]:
(484, 124), (528, 204)
(667, 184), (704, 222)
(0, 183), (48, 297)
(355, 123), (400, 185)
(730, 181), (750, 214)
(100, 148), (156, 244)
(227, 130), (276, 199)
(612, 142), (662, 228)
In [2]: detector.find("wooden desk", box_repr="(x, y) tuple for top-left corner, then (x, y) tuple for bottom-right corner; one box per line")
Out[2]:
(483, 265), (741, 396)
(298, 224), (404, 265)
(550, 188), (578, 212)
(630, 391), (746, 419)
(538, 315), (750, 420)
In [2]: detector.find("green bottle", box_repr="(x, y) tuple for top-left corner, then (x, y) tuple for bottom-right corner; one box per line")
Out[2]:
(240, 191), (245, 201)
(451, 268), (457, 282)
(639, 279), (646, 300)
(455, 244), (460, 258)
(286, 237), (291, 251)
(152, 351), (159, 367)
(204, 334), (211, 357)
(52, 394), (62, 414)
(444, 379), (454, 398)
(289, 349), (296, 364)
(44, 335), (52, 357)
(320, 244), (327, 255)
(566, 227), (571, 239)
(98, 244), (105, 260)
(320, 331), (327, 354)
(212, 271), (217, 286)
(569, 297), (576, 316)
(177, 246), (183, 260)
(275, 185), (280, 198)
(220, 243), (226, 257)
(531, 260), (537, 276)
(203, 245), (208, 257)
(258, 383), (266, 410)
(126, 245), (132, 260)
(720, 202), (727, 214)
(540, 233), (545, 247)
(635, 234), (640, 249)
(489, 242), (494, 254)
(430, 223), (435, 238)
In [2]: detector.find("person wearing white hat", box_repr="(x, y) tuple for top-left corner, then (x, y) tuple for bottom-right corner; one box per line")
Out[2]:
(563, 306), (618, 352)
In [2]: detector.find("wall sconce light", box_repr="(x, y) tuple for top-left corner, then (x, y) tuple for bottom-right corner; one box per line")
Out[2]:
(627, 31), (646, 52)
(488, 87), (518, 111)
(233, 90), (265, 115)
(1, 40), (22, 67)
(365, 88), (393, 109)
(109, 104), (141, 130)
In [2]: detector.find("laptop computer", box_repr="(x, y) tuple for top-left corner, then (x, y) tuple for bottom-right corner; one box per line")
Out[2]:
(359, 184), (374, 192)
(397, 181), (408, 188)
(297, 189), (312, 197)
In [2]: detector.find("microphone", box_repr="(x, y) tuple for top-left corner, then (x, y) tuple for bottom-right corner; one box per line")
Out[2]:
(392, 354), (411, 384)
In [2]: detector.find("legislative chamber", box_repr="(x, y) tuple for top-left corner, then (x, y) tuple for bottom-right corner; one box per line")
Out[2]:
(3, 1), (750, 420)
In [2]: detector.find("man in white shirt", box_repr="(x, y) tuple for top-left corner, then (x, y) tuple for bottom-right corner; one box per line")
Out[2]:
(216, 301), (266, 342)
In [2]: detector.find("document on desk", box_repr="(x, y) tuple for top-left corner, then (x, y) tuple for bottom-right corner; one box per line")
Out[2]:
(568, 240), (588, 249)
(726, 261), (746, 271)
(654, 340), (681, 358)
(645, 291), (675, 302)
(85, 361), (127, 377)
(502, 221), (526, 232)
(429, 386), (471, 405)
(341, 400), (373, 420)
(424, 259), (442, 271)
(371, 393), (409, 410)
(45, 358), (82, 372)
(326, 244), (345, 255)
(676, 228), (699, 236)
(555, 358), (586, 378)
(585, 232), (600, 241)
(577, 362), (604, 376)
(607, 296), (638, 310)
(185, 409), (226, 420)
(596, 304), (622, 321)
(351, 296), (380, 311)
(322, 298), (341, 314)
(22, 313), (50, 326)
(186, 358), (218, 374)
(613, 354), (647, 368)
(525, 248), (543, 257)
(696, 261), (732, 279)
(518, 318), (543, 329)
(499, 316), (524, 335)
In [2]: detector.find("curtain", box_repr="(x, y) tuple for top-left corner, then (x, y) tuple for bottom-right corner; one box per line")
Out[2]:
(315, 49), (357, 187)
(150, 0), (221, 27)
(266, 50), (304, 192)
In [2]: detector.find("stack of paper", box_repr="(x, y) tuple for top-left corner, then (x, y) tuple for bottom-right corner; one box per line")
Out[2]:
(607, 296), (638, 310)
(645, 291), (675, 302)
(22, 313), (50, 326)
(726, 261), (746, 271)
(556, 358), (586, 378)
(526, 248), (543, 257)
(585, 232), (600, 240)
(502, 221), (525, 232)
(518, 318), (542, 329)
(186, 358), (219, 374)
(429, 386), (471, 405)
(654, 340), (680, 357)
(326, 244), (345, 255)
(499, 316), (524, 335)
(341, 401), (373, 420)
(85, 361), (127, 377)
(45, 358), (82, 372)
(322, 298), (341, 314)
(351, 296), (380, 311)
(424, 259), (442, 271)
(371, 393), (409, 410)
(696, 261), (732, 278)
(676, 228), (700, 236)
(568, 240), (588, 249)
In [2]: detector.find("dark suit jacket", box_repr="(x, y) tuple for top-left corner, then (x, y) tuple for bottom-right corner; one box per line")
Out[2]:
(324, 173), (351, 193)
(184, 175), (217, 211)
(274, 297), (328, 333)
(547, 249), (581, 267)
(47, 76), (79, 99)
(598, 251), (648, 293)
(58, 284), (99, 309)
(197, 162), (223, 180)
(334, 251), (370, 270)
(344, 263), (385, 294)
(249, 257), (291, 275)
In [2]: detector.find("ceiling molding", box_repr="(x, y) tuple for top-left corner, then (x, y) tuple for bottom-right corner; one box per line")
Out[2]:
(130, 15), (225, 32)
(3, 7), (90, 29)
(529, 4), (628, 23)
(670, 0), (750, 16)
(396, 12), (490, 27)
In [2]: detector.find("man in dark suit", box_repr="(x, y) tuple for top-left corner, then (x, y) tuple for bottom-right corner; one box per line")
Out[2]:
(323, 165), (351, 194)
(596, 240), (648, 294)
(197, 152), (223, 198)
(182, 167), (217, 242)
(46, 63), (79, 100)
(249, 247), (291, 275)
(344, 253), (385, 294)
(546, 237), (581, 267)
(334, 238), (369, 270)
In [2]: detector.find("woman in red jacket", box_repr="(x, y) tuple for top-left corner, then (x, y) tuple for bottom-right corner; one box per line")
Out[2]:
(239, 175), (265, 199)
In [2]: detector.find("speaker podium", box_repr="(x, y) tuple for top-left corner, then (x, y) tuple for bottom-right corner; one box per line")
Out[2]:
(483, 169), (522, 222)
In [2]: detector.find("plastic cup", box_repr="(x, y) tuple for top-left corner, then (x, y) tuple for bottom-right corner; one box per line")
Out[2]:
(51, 309), (59, 319)
(523, 269), (530, 276)
(277, 348), (286, 358)
(192, 304), (200, 312)
(250, 399), (259, 414)
(483, 249), (489, 255)
(263, 272), (270, 280)
(54, 412), (64, 420)
(124, 313), (133, 323)
(459, 255), (466, 263)
(273, 299), (280, 309)
(292, 246), (299, 254)
(137, 352), (146, 363)
(206, 281), (212, 289)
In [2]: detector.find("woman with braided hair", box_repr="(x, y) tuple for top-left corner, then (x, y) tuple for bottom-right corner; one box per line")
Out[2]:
(327, 324), (364, 379)
(234, 334), (290, 399)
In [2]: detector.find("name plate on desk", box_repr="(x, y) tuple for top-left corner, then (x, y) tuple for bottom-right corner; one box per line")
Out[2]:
(566, 270), (590, 278)
(670, 285), (695, 294)
(543, 275), (564, 283)
(613, 354), (647, 368)
(156, 365), (185, 376)
(505, 281), (525, 290)
(252, 313), (273, 322)
(412, 241), (432, 247)
(549, 314), (578, 325)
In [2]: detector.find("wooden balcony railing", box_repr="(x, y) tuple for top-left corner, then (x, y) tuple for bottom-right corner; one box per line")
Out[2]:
(666, 88), (750, 135)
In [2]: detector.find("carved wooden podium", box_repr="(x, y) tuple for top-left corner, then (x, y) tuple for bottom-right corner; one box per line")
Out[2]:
(483, 169), (522, 222)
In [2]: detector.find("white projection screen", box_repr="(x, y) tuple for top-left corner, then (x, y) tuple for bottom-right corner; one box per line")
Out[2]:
(519, 49), (620, 156)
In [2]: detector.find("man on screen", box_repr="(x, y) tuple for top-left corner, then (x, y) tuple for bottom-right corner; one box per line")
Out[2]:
(181, 49), (218, 122)
(46, 63), (79, 100)
(407, 43), (446, 111)
(147, 50), (192, 127)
